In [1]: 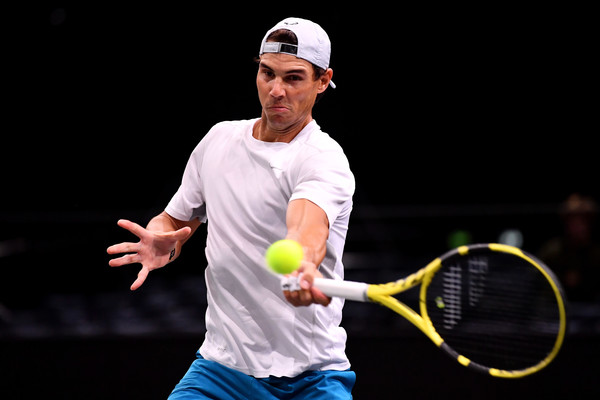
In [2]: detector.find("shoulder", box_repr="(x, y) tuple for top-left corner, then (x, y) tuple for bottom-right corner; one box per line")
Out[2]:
(299, 125), (351, 171)
(211, 119), (256, 131)
(193, 119), (257, 152)
(292, 123), (354, 184)
(205, 119), (256, 139)
(292, 122), (348, 165)
(301, 123), (345, 155)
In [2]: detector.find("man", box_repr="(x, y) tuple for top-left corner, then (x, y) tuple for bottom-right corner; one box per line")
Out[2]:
(107, 17), (355, 399)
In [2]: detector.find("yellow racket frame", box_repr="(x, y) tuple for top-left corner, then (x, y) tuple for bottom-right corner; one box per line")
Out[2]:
(366, 243), (568, 378)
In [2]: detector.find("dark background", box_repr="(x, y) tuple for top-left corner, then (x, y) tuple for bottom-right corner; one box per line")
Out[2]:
(2, 4), (598, 399)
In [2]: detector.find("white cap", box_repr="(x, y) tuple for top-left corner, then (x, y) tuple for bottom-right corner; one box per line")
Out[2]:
(259, 17), (336, 89)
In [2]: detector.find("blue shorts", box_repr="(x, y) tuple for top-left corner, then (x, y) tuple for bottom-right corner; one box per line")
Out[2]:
(168, 352), (355, 400)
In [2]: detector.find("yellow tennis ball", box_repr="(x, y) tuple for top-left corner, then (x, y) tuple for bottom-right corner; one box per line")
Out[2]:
(265, 239), (304, 274)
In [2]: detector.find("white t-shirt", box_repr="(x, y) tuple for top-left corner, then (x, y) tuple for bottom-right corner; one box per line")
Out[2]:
(165, 118), (355, 378)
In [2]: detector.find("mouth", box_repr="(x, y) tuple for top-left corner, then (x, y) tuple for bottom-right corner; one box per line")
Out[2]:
(267, 104), (290, 113)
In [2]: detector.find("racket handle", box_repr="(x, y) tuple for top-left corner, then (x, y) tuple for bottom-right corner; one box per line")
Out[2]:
(315, 278), (369, 302)
(281, 276), (369, 302)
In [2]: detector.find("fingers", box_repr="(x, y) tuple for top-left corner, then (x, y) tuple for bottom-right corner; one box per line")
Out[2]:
(283, 270), (331, 307)
(300, 270), (331, 306)
(107, 251), (149, 291)
(130, 266), (149, 291)
(283, 285), (331, 307)
(106, 220), (146, 262)
(107, 240), (141, 269)
(109, 219), (179, 292)
(106, 242), (140, 255)
(310, 287), (332, 306)
(284, 286), (312, 306)
(108, 253), (141, 267)
(117, 219), (147, 238)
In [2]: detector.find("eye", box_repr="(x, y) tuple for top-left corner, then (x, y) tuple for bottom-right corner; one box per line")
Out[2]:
(287, 75), (303, 82)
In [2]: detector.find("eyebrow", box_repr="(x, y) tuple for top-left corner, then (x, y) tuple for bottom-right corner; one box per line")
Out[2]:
(259, 61), (309, 76)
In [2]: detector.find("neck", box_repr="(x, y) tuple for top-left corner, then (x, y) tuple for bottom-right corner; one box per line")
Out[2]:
(253, 113), (313, 143)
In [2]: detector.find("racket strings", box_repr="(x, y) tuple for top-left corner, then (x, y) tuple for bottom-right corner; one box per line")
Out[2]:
(426, 252), (564, 372)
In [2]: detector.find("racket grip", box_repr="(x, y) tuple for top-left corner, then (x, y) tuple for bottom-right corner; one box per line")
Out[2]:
(281, 276), (369, 302)
(314, 278), (369, 302)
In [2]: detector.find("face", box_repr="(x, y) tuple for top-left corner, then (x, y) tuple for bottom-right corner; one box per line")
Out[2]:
(256, 53), (330, 137)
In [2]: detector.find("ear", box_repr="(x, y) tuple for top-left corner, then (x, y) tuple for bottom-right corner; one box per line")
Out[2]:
(317, 68), (334, 93)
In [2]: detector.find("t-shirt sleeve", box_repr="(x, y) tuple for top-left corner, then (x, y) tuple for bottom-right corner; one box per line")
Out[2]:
(289, 150), (355, 228)
(165, 140), (208, 223)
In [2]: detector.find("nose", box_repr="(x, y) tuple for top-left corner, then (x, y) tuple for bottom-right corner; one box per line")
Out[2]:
(269, 78), (285, 99)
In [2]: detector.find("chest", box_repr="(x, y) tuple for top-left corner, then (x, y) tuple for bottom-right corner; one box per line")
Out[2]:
(200, 136), (296, 225)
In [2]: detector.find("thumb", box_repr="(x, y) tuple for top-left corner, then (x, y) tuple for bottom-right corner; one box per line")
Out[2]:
(299, 263), (316, 290)
(300, 275), (312, 290)
(299, 268), (331, 306)
(171, 226), (192, 241)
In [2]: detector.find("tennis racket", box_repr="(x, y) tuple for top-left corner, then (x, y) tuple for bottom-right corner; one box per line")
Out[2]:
(281, 243), (567, 378)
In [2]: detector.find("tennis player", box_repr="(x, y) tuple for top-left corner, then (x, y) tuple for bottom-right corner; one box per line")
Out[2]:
(107, 17), (355, 399)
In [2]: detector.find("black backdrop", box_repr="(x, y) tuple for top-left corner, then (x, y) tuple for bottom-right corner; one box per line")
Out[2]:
(2, 4), (598, 399)
(5, 4), (598, 212)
